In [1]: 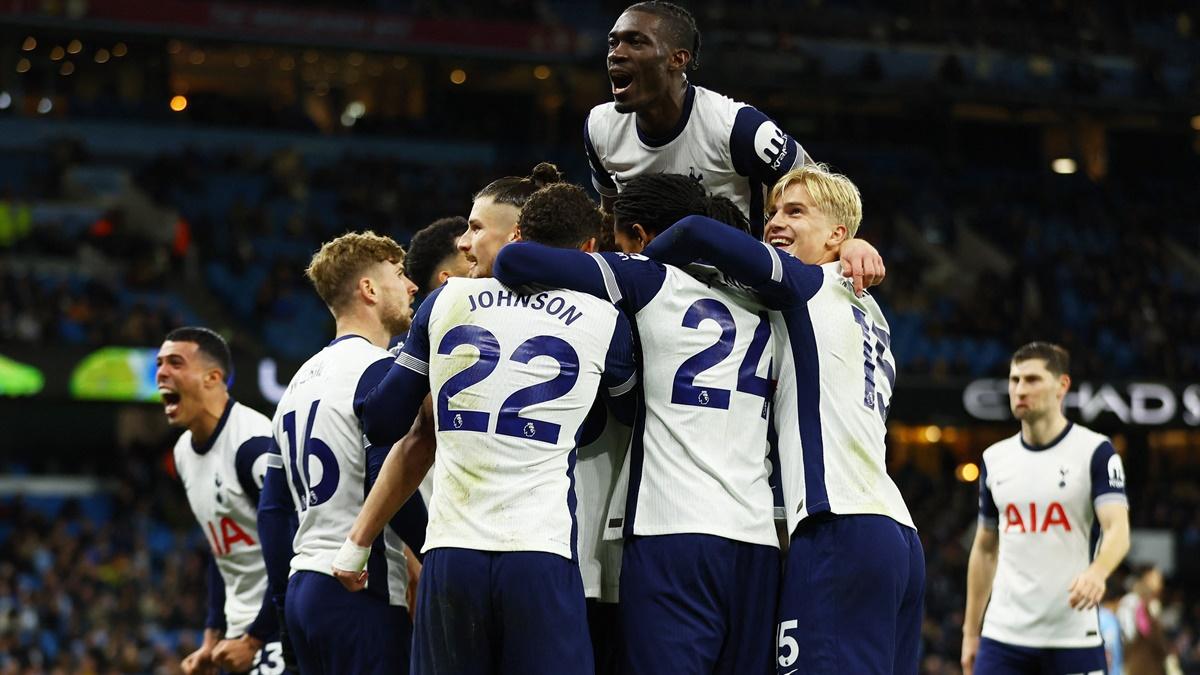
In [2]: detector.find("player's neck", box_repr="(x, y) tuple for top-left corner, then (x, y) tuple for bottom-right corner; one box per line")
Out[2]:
(189, 391), (230, 448)
(1020, 411), (1070, 448)
(334, 315), (390, 349)
(636, 81), (688, 139)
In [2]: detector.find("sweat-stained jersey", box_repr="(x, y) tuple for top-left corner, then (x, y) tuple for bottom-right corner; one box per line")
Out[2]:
(393, 278), (637, 560)
(979, 422), (1128, 648)
(174, 400), (274, 637)
(491, 244), (779, 549)
(585, 85), (809, 235)
(273, 334), (411, 606)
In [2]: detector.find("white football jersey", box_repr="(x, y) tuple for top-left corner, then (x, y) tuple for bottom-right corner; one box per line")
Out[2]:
(772, 262), (913, 535)
(395, 278), (636, 560)
(273, 335), (410, 606)
(174, 400), (274, 637)
(590, 254), (778, 548)
(585, 85), (809, 233)
(979, 423), (1128, 648)
(576, 407), (630, 602)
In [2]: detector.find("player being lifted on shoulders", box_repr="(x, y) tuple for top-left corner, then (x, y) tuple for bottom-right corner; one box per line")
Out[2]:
(961, 343), (1130, 675)
(157, 327), (284, 675)
(495, 171), (885, 674)
(587, 1), (811, 235)
(256, 231), (428, 674)
(643, 165), (919, 675)
(335, 165), (638, 675)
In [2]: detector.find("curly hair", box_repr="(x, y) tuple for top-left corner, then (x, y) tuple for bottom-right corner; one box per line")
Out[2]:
(405, 216), (466, 296)
(306, 230), (405, 311)
(518, 183), (604, 250)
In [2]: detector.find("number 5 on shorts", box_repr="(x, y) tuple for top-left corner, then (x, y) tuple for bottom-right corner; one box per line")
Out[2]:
(777, 619), (799, 668)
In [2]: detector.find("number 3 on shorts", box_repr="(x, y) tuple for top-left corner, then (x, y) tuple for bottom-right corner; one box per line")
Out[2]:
(777, 619), (799, 668)
(250, 641), (284, 675)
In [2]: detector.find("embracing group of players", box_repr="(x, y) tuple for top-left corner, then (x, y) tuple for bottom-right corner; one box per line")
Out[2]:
(156, 2), (1132, 675)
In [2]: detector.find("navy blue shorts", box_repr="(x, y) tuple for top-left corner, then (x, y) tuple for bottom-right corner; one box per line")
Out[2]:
(412, 547), (592, 675)
(975, 636), (1107, 675)
(777, 514), (925, 675)
(619, 534), (780, 675)
(285, 570), (411, 675)
(587, 599), (621, 675)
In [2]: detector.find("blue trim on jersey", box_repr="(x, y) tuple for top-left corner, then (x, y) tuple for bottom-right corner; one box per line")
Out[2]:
(329, 333), (368, 347)
(783, 306), (829, 516)
(192, 397), (235, 455)
(353, 357), (394, 422)
(364, 462), (391, 603)
(979, 459), (1000, 526)
(1020, 421), (1074, 451)
(635, 85), (696, 148)
(584, 113), (617, 193)
(622, 393), (649, 538)
(234, 436), (273, 504)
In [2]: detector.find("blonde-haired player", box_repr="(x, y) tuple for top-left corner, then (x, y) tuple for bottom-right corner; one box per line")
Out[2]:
(257, 231), (426, 675)
(644, 164), (920, 674)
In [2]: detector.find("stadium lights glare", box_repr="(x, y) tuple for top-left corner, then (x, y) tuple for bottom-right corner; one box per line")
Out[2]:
(112, 42), (128, 57)
(15, 58), (30, 74)
(95, 49), (110, 64)
(923, 425), (942, 443)
(36, 97), (52, 114)
(1051, 158), (1077, 174)
(67, 40), (82, 55)
(0, 92), (11, 110)
(955, 462), (980, 483)
(345, 101), (366, 119)
(534, 65), (551, 80)
(49, 46), (65, 61)
(450, 68), (467, 85)
(1191, 115), (1200, 131)
(60, 62), (74, 76)
(170, 95), (188, 112)
(22, 37), (36, 51)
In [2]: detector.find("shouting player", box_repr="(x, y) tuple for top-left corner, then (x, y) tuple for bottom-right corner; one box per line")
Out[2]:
(586, 1), (811, 234)
(335, 167), (638, 675)
(641, 165), (917, 675)
(157, 327), (283, 675)
(493, 173), (782, 674)
(962, 342), (1130, 675)
(257, 231), (428, 674)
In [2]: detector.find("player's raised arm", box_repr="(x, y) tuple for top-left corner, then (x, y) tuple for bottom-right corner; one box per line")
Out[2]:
(492, 241), (611, 299)
(644, 214), (824, 309)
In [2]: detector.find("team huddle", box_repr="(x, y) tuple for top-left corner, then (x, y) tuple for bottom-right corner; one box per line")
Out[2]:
(155, 2), (1132, 675)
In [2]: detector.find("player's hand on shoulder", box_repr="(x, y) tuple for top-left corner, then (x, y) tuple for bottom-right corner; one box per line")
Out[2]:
(212, 634), (263, 673)
(1067, 566), (1106, 610)
(838, 238), (886, 297)
(960, 634), (980, 675)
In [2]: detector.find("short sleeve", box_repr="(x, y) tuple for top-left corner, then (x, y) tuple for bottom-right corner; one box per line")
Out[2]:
(584, 113), (618, 197)
(353, 357), (394, 422)
(234, 436), (274, 504)
(728, 105), (807, 186)
(1090, 441), (1129, 509)
(978, 459), (999, 529)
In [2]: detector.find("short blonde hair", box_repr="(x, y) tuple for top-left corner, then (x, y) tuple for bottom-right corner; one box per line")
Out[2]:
(306, 231), (406, 310)
(768, 163), (863, 237)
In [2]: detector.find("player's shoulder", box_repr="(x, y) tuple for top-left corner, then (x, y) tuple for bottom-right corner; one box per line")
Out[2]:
(172, 430), (193, 461)
(586, 102), (624, 149)
(1064, 423), (1113, 459)
(328, 335), (391, 371)
(981, 431), (1025, 465)
(693, 85), (748, 117)
(230, 400), (272, 437)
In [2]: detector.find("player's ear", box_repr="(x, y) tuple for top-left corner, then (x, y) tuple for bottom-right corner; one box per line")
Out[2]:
(827, 224), (848, 249)
(358, 275), (376, 304)
(631, 223), (649, 251)
(668, 47), (691, 74)
(510, 224), (522, 243)
(578, 237), (597, 253)
(437, 269), (452, 286)
(1058, 373), (1071, 398)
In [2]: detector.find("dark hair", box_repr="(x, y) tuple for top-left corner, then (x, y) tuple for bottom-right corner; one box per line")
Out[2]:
(518, 183), (604, 249)
(613, 173), (709, 238)
(596, 209), (620, 253)
(705, 194), (752, 236)
(626, 1), (701, 72)
(405, 216), (467, 296)
(164, 326), (233, 384)
(474, 162), (564, 210)
(1012, 341), (1070, 377)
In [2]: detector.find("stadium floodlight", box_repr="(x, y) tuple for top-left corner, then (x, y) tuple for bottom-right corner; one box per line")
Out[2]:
(0, 92), (10, 109)
(1051, 158), (1077, 174)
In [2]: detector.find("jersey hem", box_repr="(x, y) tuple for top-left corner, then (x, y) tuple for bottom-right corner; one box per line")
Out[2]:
(629, 523), (780, 548)
(981, 627), (1102, 650)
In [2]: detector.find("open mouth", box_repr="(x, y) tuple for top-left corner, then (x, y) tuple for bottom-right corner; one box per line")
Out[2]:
(767, 236), (794, 249)
(609, 69), (634, 97)
(160, 389), (182, 417)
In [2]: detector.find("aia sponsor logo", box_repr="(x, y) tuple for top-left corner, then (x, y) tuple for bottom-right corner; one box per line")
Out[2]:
(1003, 501), (1072, 533)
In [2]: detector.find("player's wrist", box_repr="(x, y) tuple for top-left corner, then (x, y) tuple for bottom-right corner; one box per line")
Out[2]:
(333, 537), (372, 572)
